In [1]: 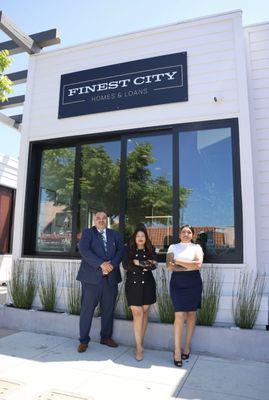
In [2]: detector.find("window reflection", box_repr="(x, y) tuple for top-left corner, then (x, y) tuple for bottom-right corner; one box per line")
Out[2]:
(78, 141), (121, 240)
(126, 135), (173, 253)
(179, 128), (235, 256)
(31, 122), (241, 262)
(36, 147), (75, 252)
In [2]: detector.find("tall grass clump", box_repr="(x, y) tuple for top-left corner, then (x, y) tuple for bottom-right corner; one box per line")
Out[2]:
(64, 262), (81, 315)
(8, 260), (37, 309)
(39, 264), (57, 311)
(156, 267), (174, 324)
(120, 272), (132, 320)
(197, 266), (222, 326)
(232, 270), (265, 329)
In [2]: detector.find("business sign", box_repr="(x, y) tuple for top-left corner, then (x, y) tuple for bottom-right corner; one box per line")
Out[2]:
(58, 52), (188, 118)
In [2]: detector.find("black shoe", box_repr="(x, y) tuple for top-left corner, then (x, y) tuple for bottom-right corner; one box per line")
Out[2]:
(174, 358), (183, 367)
(182, 350), (190, 360)
(173, 353), (183, 367)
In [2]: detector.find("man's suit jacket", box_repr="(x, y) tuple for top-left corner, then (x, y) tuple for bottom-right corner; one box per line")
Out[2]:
(76, 226), (124, 286)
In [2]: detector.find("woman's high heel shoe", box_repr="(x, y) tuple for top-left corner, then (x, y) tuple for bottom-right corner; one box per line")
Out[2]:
(173, 353), (183, 367)
(182, 349), (191, 360)
(174, 358), (183, 367)
(135, 347), (143, 361)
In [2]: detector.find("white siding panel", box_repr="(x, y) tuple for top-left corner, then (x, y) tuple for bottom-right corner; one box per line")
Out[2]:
(250, 29), (269, 43)
(255, 109), (269, 119)
(246, 23), (269, 300)
(255, 131), (269, 140)
(254, 119), (269, 130)
(29, 102), (240, 141)
(251, 58), (269, 70)
(250, 49), (269, 61)
(250, 39), (269, 52)
(257, 142), (269, 151)
(252, 77), (269, 88)
(256, 171), (269, 181)
(253, 98), (269, 108)
(191, 49), (235, 64)
(251, 68), (269, 79)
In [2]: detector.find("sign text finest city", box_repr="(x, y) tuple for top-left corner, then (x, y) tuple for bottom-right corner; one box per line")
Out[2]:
(67, 71), (178, 96)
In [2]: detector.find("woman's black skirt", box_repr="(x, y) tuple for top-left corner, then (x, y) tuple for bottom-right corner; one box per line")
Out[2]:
(170, 270), (202, 312)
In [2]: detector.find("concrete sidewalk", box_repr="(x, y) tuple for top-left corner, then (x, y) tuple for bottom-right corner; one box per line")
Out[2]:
(0, 330), (268, 400)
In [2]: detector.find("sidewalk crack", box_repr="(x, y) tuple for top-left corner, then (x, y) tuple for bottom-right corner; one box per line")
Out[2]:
(175, 355), (199, 397)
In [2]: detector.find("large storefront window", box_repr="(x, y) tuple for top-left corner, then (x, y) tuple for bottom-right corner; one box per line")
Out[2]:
(25, 119), (242, 262)
(126, 134), (173, 253)
(36, 147), (75, 252)
(79, 141), (121, 238)
(0, 186), (15, 254)
(179, 127), (236, 257)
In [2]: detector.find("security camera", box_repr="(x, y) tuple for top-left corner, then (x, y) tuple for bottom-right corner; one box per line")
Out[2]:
(213, 94), (224, 103)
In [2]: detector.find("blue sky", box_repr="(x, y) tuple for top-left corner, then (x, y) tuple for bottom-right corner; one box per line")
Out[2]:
(0, 0), (269, 159)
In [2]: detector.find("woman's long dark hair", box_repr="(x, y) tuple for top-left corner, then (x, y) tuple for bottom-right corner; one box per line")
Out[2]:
(128, 228), (154, 258)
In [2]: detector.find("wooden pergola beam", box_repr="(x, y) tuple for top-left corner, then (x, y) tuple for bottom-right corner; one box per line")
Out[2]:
(6, 70), (27, 85)
(0, 11), (41, 54)
(0, 95), (25, 110)
(0, 28), (61, 55)
(9, 114), (22, 124)
(0, 112), (20, 130)
(0, 12), (61, 131)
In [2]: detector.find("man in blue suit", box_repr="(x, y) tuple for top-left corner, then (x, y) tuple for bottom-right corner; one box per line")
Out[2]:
(76, 211), (124, 352)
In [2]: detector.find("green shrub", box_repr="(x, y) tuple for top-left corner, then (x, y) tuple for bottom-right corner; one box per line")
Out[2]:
(197, 266), (222, 326)
(232, 270), (265, 329)
(8, 260), (37, 309)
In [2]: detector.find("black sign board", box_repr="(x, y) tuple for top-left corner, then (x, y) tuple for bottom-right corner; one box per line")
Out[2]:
(58, 52), (188, 118)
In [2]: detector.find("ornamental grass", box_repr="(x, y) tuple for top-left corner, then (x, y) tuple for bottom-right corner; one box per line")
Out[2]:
(197, 266), (222, 326)
(8, 260), (37, 309)
(39, 264), (58, 312)
(119, 272), (133, 320)
(232, 269), (265, 329)
(156, 267), (174, 324)
(64, 262), (81, 315)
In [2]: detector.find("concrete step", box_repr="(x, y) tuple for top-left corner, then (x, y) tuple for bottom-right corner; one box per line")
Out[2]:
(1, 305), (269, 362)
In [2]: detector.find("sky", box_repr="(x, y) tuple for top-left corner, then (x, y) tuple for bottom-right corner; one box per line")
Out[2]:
(0, 0), (269, 159)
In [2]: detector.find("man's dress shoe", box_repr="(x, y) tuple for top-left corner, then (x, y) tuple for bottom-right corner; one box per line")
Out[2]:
(77, 343), (88, 352)
(100, 338), (118, 347)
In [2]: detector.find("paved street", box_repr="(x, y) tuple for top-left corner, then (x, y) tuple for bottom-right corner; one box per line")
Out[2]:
(0, 330), (268, 399)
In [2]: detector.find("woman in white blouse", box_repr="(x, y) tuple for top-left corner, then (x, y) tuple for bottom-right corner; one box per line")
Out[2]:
(166, 225), (204, 367)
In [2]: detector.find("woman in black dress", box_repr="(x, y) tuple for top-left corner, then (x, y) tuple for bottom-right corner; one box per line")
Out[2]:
(122, 228), (157, 361)
(166, 225), (204, 367)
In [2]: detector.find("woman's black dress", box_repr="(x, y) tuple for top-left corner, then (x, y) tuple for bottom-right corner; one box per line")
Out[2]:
(122, 247), (157, 306)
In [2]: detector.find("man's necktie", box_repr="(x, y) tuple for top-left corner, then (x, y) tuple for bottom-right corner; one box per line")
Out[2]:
(100, 230), (107, 253)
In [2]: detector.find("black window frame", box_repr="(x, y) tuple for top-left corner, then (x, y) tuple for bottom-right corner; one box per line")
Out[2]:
(22, 118), (243, 263)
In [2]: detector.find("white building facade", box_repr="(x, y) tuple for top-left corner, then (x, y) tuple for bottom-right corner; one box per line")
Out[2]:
(11, 10), (269, 326)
